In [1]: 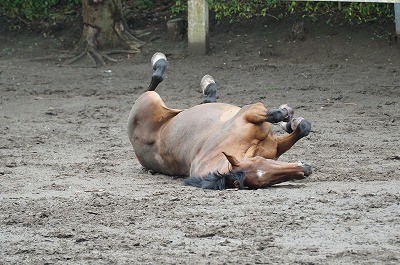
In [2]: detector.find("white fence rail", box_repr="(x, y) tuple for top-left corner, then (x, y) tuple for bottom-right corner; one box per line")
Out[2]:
(188, 0), (400, 55)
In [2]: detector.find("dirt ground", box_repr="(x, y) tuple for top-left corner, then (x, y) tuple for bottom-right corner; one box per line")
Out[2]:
(1, 16), (399, 264)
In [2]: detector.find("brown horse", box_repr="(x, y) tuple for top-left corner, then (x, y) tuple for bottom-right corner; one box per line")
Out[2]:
(128, 53), (312, 189)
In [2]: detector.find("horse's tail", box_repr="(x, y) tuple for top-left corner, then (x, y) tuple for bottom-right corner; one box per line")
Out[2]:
(148, 53), (168, 91)
(183, 171), (246, 190)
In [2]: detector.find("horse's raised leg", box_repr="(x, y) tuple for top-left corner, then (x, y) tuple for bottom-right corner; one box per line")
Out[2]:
(201, 75), (217, 103)
(277, 104), (296, 133)
(245, 104), (293, 124)
(148, 53), (168, 91)
(274, 117), (311, 157)
(244, 103), (311, 158)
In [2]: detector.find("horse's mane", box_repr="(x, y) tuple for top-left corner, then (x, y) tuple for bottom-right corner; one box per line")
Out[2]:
(183, 171), (246, 190)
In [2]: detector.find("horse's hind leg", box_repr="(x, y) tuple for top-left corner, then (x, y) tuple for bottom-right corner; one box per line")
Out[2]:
(148, 53), (168, 91)
(201, 75), (217, 103)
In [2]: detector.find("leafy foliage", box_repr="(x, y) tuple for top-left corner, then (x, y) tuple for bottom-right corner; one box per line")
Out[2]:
(0, 0), (395, 30)
(286, 2), (394, 24)
(134, 0), (156, 10)
(170, 0), (186, 15)
(0, 0), (81, 21)
(0, 0), (81, 29)
(171, 1), (394, 24)
(208, 0), (278, 21)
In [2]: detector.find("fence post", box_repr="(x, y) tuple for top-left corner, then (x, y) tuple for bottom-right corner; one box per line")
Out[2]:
(188, 0), (209, 55)
(395, 3), (400, 35)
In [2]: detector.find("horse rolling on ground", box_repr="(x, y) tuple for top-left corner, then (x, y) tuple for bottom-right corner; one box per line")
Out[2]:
(128, 53), (312, 190)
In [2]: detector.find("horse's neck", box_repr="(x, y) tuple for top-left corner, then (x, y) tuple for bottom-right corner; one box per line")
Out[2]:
(190, 153), (231, 177)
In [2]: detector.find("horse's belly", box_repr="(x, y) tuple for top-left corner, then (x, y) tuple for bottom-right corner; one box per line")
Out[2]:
(151, 104), (237, 174)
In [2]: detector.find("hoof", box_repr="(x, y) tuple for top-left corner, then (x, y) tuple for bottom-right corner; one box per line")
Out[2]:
(280, 121), (293, 133)
(300, 162), (312, 177)
(201, 75), (217, 103)
(296, 118), (311, 138)
(279, 104), (294, 122)
(201, 75), (215, 94)
(266, 109), (287, 123)
(151, 52), (167, 68)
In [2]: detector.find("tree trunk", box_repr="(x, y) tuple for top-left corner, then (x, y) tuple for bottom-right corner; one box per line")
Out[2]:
(68, 0), (144, 67)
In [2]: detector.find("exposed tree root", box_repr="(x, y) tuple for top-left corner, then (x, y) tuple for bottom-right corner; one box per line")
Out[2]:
(114, 20), (146, 51)
(65, 21), (145, 67)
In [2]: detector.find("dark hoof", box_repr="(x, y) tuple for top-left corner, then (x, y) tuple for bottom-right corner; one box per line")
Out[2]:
(153, 58), (167, 71)
(279, 104), (294, 122)
(201, 75), (217, 103)
(203, 83), (217, 103)
(301, 162), (312, 177)
(296, 119), (311, 138)
(266, 109), (287, 123)
(281, 121), (293, 134)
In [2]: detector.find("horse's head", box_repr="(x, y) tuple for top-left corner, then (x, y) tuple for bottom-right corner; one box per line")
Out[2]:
(223, 152), (312, 189)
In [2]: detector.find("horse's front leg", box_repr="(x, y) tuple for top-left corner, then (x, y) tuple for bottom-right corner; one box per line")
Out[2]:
(244, 104), (311, 158)
(245, 104), (293, 124)
(274, 117), (311, 157)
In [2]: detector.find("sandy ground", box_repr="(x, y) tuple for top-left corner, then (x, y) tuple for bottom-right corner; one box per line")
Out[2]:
(1, 17), (400, 264)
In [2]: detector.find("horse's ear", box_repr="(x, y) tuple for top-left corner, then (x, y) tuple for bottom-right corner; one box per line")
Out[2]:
(222, 152), (240, 168)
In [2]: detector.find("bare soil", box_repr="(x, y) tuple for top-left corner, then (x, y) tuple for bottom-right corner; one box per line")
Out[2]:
(1, 17), (399, 264)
